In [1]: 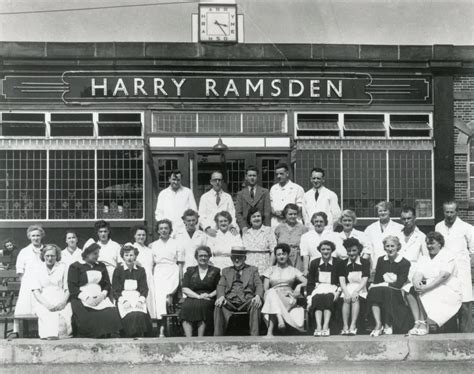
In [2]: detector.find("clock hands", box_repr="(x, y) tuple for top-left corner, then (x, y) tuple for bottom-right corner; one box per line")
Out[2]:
(214, 20), (228, 35)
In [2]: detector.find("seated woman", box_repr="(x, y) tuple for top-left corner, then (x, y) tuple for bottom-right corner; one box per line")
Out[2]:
(261, 243), (307, 337)
(300, 212), (346, 275)
(367, 236), (411, 336)
(242, 207), (277, 274)
(31, 244), (72, 340)
(207, 211), (243, 271)
(68, 243), (122, 338)
(406, 232), (462, 336)
(112, 244), (152, 338)
(179, 245), (221, 337)
(274, 204), (308, 272)
(306, 240), (341, 337)
(150, 219), (183, 337)
(338, 238), (370, 336)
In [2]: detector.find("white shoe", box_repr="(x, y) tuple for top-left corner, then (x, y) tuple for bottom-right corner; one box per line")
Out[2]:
(383, 326), (393, 335)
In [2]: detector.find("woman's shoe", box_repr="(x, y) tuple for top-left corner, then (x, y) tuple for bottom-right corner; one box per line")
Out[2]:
(348, 328), (357, 336)
(408, 321), (421, 335)
(383, 326), (393, 335)
(370, 328), (383, 337)
(321, 329), (330, 337)
(415, 321), (429, 336)
(340, 329), (349, 336)
(313, 329), (322, 337)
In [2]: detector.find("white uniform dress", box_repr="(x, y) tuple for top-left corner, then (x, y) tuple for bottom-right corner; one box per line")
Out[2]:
(336, 229), (373, 258)
(396, 228), (428, 292)
(134, 242), (157, 319)
(174, 229), (207, 270)
(150, 238), (183, 319)
(61, 247), (83, 269)
(364, 219), (404, 270)
(96, 239), (123, 283)
(415, 249), (462, 326)
(435, 218), (473, 302)
(15, 244), (44, 316)
(206, 230), (243, 270)
(300, 229), (346, 262)
(30, 262), (72, 339)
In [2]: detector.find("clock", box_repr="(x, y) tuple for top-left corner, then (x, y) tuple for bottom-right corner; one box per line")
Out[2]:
(199, 4), (237, 42)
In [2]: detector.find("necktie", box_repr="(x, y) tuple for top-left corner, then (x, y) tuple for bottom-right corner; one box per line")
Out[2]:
(250, 187), (255, 199)
(216, 192), (221, 206)
(314, 189), (319, 202)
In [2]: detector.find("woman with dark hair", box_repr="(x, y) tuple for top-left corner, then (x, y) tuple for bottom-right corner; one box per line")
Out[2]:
(31, 244), (72, 339)
(338, 238), (370, 336)
(84, 220), (122, 282)
(261, 243), (307, 337)
(179, 245), (221, 337)
(150, 219), (183, 337)
(242, 206), (276, 274)
(112, 244), (152, 337)
(61, 231), (82, 269)
(131, 225), (156, 319)
(207, 211), (243, 270)
(306, 240), (341, 337)
(406, 232), (462, 336)
(367, 236), (412, 336)
(68, 243), (122, 338)
(274, 203), (308, 272)
(1, 238), (20, 270)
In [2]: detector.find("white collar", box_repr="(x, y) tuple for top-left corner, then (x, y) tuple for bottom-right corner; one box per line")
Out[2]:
(122, 263), (138, 270)
(347, 256), (362, 266)
(383, 254), (403, 263)
(319, 257), (333, 266)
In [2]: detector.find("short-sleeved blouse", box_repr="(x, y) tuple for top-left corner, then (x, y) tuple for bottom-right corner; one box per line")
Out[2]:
(262, 265), (302, 288)
(242, 226), (276, 252)
(274, 223), (308, 247)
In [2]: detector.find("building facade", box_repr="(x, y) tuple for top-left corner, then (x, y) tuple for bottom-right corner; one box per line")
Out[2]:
(0, 42), (472, 247)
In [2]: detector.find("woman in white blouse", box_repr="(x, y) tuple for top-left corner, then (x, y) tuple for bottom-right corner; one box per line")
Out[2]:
(31, 244), (72, 340)
(206, 211), (243, 271)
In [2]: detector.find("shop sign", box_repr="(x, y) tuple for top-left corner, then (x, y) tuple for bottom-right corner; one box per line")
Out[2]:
(1, 70), (432, 105)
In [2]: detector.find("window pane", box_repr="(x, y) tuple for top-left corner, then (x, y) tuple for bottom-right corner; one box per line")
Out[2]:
(225, 159), (246, 200)
(198, 113), (240, 133)
(98, 113), (142, 137)
(1, 113), (46, 137)
(295, 150), (341, 194)
(97, 150), (144, 219)
(50, 113), (94, 137)
(49, 150), (95, 219)
(242, 113), (286, 133)
(389, 150), (433, 217)
(155, 159), (179, 190)
(152, 112), (196, 133)
(343, 150), (387, 217)
(0, 150), (47, 219)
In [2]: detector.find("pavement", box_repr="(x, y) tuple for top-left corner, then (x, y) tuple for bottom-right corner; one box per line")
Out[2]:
(0, 334), (472, 368)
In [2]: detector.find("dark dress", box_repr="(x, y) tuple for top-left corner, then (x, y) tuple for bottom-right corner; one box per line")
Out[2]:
(307, 257), (341, 312)
(367, 255), (413, 333)
(68, 261), (122, 338)
(179, 265), (221, 323)
(112, 264), (152, 337)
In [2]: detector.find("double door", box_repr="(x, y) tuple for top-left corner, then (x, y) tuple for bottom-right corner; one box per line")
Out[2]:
(151, 151), (289, 204)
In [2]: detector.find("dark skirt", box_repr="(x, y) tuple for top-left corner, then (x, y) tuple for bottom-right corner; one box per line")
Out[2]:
(367, 286), (413, 333)
(71, 299), (122, 338)
(179, 297), (215, 323)
(121, 312), (152, 337)
(309, 293), (336, 312)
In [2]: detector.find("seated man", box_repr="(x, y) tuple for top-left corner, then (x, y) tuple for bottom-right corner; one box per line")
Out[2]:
(214, 247), (263, 336)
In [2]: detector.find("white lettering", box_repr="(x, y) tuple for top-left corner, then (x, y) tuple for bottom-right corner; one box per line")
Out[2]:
(289, 79), (304, 97)
(224, 79), (239, 97)
(134, 78), (147, 96)
(112, 78), (129, 96)
(327, 80), (342, 98)
(270, 79), (282, 97)
(310, 80), (320, 98)
(153, 78), (168, 96)
(171, 78), (186, 97)
(91, 78), (107, 96)
(245, 79), (263, 97)
(206, 79), (219, 97)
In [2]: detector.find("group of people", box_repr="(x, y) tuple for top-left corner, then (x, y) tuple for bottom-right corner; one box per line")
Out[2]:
(2, 163), (473, 339)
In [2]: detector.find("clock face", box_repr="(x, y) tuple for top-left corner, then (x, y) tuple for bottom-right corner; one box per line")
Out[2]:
(199, 4), (237, 42)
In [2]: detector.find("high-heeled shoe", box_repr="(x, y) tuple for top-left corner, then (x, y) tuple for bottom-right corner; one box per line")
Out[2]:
(348, 328), (357, 336)
(370, 327), (383, 337)
(321, 329), (330, 337)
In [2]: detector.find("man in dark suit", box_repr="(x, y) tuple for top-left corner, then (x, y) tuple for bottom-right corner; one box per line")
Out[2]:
(235, 166), (271, 231)
(214, 247), (263, 336)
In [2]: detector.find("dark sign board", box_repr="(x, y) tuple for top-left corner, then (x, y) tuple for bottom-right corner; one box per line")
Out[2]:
(1, 70), (432, 105)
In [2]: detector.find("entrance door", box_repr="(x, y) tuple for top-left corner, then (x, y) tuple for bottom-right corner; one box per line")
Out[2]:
(257, 154), (290, 190)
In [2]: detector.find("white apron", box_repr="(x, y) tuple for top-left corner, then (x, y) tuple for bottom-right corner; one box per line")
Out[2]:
(78, 270), (115, 310)
(117, 279), (148, 318)
(135, 243), (157, 319)
(34, 287), (73, 339)
(343, 271), (368, 299)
